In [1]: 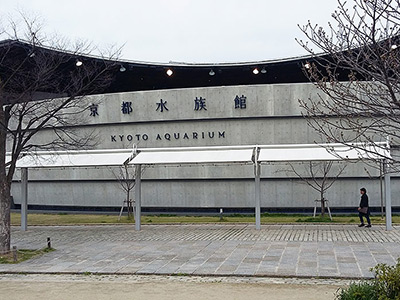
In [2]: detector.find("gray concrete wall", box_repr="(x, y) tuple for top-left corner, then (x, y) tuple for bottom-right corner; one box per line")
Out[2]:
(11, 177), (397, 209)
(11, 83), (399, 210)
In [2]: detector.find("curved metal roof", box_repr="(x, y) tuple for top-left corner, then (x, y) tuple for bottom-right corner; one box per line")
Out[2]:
(0, 39), (329, 95)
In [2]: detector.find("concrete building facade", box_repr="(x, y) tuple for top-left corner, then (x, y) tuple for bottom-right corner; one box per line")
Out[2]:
(10, 82), (399, 212)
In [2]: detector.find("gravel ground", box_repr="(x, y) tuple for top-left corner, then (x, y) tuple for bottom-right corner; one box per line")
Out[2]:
(0, 274), (351, 300)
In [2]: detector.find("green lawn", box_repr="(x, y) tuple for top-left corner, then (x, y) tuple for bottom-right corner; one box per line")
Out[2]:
(0, 248), (55, 264)
(10, 212), (400, 226)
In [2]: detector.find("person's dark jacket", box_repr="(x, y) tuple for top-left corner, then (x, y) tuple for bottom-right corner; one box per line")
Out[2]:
(359, 194), (369, 208)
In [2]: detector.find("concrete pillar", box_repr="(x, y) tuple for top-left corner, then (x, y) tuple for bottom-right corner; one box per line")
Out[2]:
(135, 164), (142, 231)
(383, 160), (392, 231)
(21, 168), (28, 231)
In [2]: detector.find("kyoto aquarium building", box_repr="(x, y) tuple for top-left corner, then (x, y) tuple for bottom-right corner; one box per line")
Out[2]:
(8, 43), (400, 213)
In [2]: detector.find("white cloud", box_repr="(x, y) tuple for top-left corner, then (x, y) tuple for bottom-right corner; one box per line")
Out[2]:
(2, 0), (339, 63)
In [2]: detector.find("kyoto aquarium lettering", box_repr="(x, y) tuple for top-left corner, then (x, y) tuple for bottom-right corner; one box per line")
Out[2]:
(194, 97), (207, 111)
(89, 94), (247, 116)
(111, 131), (226, 143)
(89, 103), (99, 117)
(234, 95), (246, 109)
(95, 94), (247, 143)
(121, 101), (133, 114)
(156, 99), (168, 112)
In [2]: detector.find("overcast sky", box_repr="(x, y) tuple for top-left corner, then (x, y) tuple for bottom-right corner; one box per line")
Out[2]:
(2, 0), (339, 63)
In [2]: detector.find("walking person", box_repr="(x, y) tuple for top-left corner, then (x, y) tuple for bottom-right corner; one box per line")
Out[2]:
(358, 187), (371, 228)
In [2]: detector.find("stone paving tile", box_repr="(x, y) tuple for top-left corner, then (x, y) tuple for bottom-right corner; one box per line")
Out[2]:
(2, 224), (399, 279)
(256, 261), (278, 275)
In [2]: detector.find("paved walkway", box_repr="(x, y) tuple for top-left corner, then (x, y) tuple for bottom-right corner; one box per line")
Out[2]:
(1, 224), (400, 279)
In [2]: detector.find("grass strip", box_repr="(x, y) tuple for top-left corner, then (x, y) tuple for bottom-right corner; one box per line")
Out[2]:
(0, 247), (55, 264)
(10, 212), (400, 226)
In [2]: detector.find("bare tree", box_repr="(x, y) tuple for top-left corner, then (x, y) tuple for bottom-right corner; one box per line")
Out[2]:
(0, 14), (121, 252)
(286, 161), (347, 216)
(111, 163), (144, 220)
(296, 0), (400, 165)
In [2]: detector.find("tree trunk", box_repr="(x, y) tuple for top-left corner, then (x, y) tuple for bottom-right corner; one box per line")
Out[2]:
(0, 103), (11, 253)
(320, 192), (325, 217)
(123, 165), (132, 218)
(0, 182), (11, 254)
(126, 190), (132, 218)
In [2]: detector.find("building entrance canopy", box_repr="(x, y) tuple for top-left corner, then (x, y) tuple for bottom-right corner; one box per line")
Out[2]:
(129, 146), (255, 165)
(13, 142), (392, 231)
(129, 142), (391, 231)
(128, 143), (390, 166)
(15, 149), (135, 168)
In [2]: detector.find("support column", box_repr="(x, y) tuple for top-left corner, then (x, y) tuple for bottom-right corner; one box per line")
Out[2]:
(254, 162), (261, 230)
(379, 161), (384, 219)
(383, 160), (392, 231)
(135, 164), (142, 231)
(21, 168), (28, 231)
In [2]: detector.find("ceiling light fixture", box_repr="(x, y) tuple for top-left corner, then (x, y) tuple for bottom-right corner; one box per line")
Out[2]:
(166, 69), (173, 76)
(209, 69), (215, 76)
(76, 60), (83, 67)
(253, 68), (259, 75)
(261, 68), (267, 74)
(119, 65), (126, 72)
(304, 63), (311, 69)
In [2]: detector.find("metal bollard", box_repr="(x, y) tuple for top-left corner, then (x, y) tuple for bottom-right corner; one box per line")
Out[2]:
(47, 237), (51, 249)
(12, 246), (17, 262)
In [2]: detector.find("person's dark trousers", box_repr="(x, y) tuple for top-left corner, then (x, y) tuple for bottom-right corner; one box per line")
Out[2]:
(359, 212), (371, 225)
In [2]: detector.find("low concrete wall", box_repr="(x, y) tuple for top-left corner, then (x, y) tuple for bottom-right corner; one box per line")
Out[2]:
(11, 177), (399, 209)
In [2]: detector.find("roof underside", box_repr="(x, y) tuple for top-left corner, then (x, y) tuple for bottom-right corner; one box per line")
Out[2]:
(0, 40), (343, 95)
